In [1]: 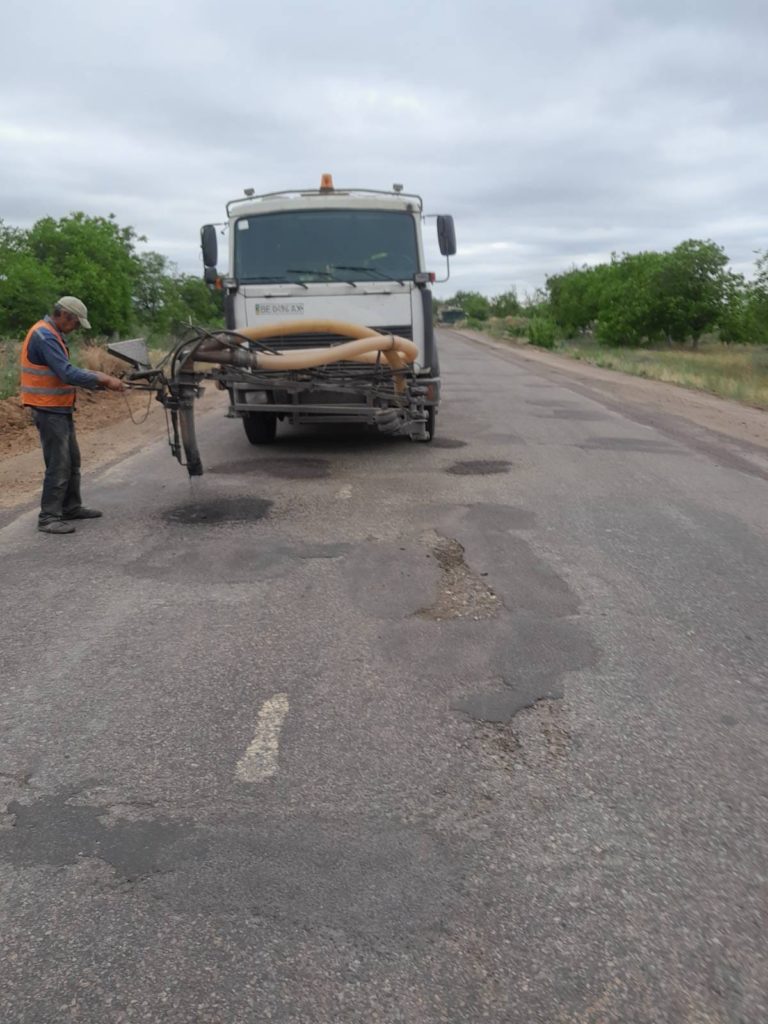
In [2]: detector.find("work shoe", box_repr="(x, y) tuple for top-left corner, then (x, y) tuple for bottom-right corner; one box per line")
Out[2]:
(63, 507), (103, 520)
(38, 520), (76, 535)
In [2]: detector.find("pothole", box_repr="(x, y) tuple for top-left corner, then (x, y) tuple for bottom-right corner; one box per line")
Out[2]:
(467, 699), (571, 772)
(430, 438), (468, 449)
(162, 497), (273, 525)
(446, 460), (511, 476)
(417, 536), (499, 621)
(472, 722), (521, 770)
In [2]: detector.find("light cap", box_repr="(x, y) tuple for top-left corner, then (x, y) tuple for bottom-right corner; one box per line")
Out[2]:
(57, 296), (91, 329)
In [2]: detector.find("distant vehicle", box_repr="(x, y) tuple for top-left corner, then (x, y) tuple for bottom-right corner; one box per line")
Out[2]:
(438, 307), (465, 325)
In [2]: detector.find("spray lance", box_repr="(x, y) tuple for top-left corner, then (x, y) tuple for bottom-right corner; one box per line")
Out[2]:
(108, 322), (420, 477)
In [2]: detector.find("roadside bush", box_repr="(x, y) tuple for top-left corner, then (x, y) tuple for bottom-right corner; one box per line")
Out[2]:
(528, 315), (557, 349)
(490, 289), (521, 318)
(0, 340), (20, 400)
(504, 316), (529, 338)
(454, 290), (491, 321)
(718, 290), (762, 345)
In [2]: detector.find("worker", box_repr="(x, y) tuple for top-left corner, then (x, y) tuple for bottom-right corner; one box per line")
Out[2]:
(20, 296), (127, 535)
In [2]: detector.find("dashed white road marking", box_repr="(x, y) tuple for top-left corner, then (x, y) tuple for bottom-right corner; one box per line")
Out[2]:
(235, 693), (290, 783)
(336, 484), (353, 499)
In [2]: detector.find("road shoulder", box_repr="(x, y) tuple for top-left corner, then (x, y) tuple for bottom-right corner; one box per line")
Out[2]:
(0, 388), (228, 514)
(446, 328), (768, 477)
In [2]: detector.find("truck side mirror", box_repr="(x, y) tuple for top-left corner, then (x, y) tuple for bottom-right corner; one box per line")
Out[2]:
(201, 224), (218, 269)
(437, 215), (457, 257)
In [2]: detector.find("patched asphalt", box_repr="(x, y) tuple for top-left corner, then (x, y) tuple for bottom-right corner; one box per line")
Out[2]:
(1, 330), (767, 1023)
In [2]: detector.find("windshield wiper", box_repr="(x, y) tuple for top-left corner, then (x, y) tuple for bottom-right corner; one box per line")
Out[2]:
(286, 268), (360, 288)
(286, 268), (336, 279)
(243, 274), (319, 289)
(331, 265), (402, 283)
(241, 275), (286, 283)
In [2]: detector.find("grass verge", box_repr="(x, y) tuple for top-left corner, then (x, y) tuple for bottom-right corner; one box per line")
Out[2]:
(0, 342), (19, 401)
(557, 340), (768, 409)
(472, 320), (768, 410)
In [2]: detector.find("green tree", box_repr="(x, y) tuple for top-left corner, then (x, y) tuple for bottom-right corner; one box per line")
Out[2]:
(454, 290), (491, 321)
(489, 288), (521, 318)
(654, 240), (731, 346)
(547, 264), (608, 335)
(745, 252), (768, 343)
(1, 213), (223, 342)
(522, 287), (551, 316)
(0, 220), (60, 335)
(133, 251), (171, 329)
(174, 274), (223, 326)
(0, 254), (60, 336)
(134, 253), (224, 335)
(0, 218), (29, 256)
(720, 253), (768, 344)
(27, 212), (142, 336)
(548, 241), (735, 347)
(593, 251), (663, 346)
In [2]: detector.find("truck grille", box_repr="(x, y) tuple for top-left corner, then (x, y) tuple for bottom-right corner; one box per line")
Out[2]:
(250, 325), (413, 351)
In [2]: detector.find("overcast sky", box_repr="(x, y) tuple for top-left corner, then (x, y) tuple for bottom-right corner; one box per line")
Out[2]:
(2, 0), (767, 299)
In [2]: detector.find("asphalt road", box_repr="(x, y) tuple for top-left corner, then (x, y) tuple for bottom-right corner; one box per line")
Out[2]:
(1, 329), (766, 1023)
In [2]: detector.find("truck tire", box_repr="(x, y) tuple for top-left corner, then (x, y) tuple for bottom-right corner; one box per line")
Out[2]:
(243, 412), (277, 444)
(425, 406), (436, 441)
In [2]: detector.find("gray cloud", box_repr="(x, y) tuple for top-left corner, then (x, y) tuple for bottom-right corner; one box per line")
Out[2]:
(1, 0), (766, 299)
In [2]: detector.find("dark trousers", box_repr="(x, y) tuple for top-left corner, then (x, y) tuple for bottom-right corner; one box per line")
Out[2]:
(33, 410), (82, 524)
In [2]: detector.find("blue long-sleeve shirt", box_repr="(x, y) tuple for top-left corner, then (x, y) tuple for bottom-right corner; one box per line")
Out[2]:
(26, 316), (100, 413)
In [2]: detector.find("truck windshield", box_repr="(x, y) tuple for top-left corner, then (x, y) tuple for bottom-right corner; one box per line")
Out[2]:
(234, 209), (419, 284)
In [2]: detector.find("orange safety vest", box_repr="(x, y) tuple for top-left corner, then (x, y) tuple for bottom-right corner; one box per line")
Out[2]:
(19, 320), (76, 409)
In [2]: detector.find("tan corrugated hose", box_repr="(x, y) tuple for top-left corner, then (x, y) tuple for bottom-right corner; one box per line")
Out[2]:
(191, 320), (418, 393)
(236, 319), (418, 370)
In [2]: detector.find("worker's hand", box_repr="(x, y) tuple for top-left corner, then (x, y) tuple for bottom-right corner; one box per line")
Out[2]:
(96, 372), (128, 392)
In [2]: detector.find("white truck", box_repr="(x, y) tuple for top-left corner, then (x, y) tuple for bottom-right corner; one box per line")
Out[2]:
(199, 175), (456, 444)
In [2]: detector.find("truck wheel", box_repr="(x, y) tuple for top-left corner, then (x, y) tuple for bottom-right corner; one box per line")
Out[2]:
(425, 406), (436, 441)
(243, 412), (277, 444)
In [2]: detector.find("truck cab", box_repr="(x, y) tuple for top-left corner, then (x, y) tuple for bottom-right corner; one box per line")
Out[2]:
(200, 176), (456, 443)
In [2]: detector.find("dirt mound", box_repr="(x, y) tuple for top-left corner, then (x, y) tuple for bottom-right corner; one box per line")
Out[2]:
(0, 398), (36, 456)
(0, 342), (132, 458)
(0, 388), (142, 459)
(79, 346), (128, 376)
(0, 385), (227, 511)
